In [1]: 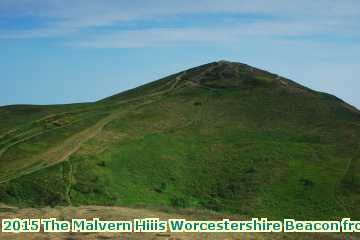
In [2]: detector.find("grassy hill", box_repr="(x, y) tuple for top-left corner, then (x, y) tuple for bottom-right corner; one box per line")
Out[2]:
(0, 60), (359, 220)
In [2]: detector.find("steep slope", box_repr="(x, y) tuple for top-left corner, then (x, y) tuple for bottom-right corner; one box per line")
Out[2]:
(0, 61), (359, 220)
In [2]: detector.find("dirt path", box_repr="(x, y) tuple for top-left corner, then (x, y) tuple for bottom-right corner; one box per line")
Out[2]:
(333, 146), (359, 217)
(65, 160), (73, 205)
(0, 205), (352, 240)
(0, 110), (91, 159)
(0, 120), (83, 160)
(0, 73), (185, 184)
(0, 111), (120, 184)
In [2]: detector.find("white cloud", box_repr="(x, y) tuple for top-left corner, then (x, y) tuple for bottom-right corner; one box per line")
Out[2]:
(68, 19), (360, 49)
(0, 0), (359, 46)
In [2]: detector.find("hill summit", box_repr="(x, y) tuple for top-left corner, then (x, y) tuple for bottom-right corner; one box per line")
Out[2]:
(0, 61), (359, 220)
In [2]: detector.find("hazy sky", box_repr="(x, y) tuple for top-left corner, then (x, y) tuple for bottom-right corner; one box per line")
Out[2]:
(1, 0), (359, 108)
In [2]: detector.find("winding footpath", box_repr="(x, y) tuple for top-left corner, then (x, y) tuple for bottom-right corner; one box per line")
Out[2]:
(0, 73), (185, 184)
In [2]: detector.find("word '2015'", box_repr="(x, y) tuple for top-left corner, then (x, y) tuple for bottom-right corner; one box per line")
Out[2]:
(2, 219), (41, 233)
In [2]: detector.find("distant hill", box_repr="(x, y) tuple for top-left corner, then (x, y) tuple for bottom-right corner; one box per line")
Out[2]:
(0, 61), (359, 220)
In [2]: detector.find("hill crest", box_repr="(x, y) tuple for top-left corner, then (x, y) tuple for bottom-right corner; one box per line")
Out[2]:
(0, 61), (359, 220)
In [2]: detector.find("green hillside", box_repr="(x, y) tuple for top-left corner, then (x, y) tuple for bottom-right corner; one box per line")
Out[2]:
(0, 61), (359, 220)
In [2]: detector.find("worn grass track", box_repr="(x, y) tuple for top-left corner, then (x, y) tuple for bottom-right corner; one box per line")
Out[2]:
(0, 72), (185, 184)
(0, 61), (359, 220)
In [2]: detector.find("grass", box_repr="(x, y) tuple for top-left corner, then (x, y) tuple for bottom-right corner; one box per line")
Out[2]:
(0, 61), (359, 220)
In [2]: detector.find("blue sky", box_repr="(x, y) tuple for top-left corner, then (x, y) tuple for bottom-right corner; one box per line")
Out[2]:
(0, 0), (359, 108)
